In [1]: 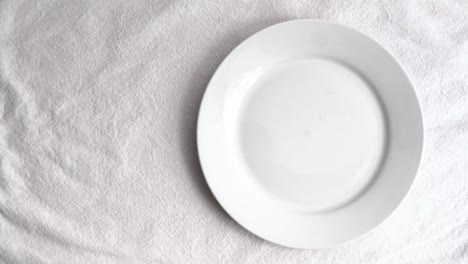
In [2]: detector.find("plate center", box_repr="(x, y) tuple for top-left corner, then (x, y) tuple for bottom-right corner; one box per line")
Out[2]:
(237, 58), (386, 212)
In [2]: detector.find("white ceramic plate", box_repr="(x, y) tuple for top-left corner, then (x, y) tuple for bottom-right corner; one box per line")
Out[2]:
(197, 20), (423, 248)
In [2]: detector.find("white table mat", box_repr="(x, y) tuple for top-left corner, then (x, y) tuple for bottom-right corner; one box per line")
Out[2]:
(1, 0), (467, 263)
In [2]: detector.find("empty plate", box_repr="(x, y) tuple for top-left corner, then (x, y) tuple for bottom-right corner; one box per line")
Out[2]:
(197, 20), (423, 248)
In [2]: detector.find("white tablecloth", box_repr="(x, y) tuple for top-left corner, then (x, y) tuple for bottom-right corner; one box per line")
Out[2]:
(1, 0), (467, 263)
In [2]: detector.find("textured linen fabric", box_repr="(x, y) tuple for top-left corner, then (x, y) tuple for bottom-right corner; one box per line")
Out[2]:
(0, 0), (467, 263)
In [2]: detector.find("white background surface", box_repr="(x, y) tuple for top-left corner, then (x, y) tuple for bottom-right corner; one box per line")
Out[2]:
(0, 0), (467, 263)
